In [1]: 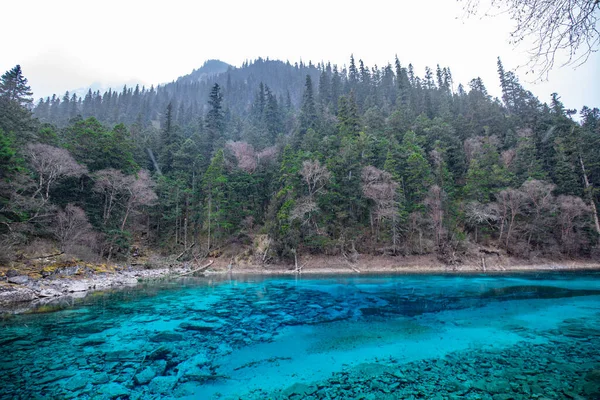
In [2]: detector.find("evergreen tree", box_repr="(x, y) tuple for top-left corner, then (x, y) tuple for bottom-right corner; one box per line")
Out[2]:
(0, 65), (33, 106)
(205, 83), (224, 157)
(299, 75), (317, 134)
(159, 102), (177, 174)
(337, 92), (360, 137)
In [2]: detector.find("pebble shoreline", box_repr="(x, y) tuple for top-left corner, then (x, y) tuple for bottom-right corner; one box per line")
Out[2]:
(1, 262), (599, 313)
(0, 266), (188, 313)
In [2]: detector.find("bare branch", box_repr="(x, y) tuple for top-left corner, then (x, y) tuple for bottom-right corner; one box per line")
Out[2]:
(460, 0), (600, 79)
(300, 160), (331, 197)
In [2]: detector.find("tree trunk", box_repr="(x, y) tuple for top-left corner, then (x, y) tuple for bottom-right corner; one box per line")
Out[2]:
(391, 212), (397, 255)
(184, 194), (189, 249)
(121, 205), (131, 231)
(207, 196), (212, 251)
(579, 154), (600, 239)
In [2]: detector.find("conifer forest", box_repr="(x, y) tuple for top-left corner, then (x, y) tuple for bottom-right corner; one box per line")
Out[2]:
(1, 56), (599, 266)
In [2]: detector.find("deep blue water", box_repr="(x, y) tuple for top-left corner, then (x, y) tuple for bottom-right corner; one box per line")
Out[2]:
(1, 272), (600, 399)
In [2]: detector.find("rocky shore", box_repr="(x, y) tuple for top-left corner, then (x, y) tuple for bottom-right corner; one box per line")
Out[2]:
(0, 265), (188, 313)
(1, 256), (599, 314)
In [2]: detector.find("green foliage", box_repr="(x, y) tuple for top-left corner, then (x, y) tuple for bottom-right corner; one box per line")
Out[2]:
(0, 65), (33, 106)
(63, 117), (138, 173)
(0, 128), (16, 177)
(398, 131), (433, 210)
(105, 229), (132, 259)
(203, 149), (232, 244)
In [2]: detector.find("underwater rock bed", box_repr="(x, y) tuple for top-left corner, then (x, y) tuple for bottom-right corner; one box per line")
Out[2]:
(0, 273), (599, 399)
(257, 320), (600, 400)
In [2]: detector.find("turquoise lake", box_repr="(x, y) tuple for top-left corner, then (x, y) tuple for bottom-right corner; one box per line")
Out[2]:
(1, 272), (600, 399)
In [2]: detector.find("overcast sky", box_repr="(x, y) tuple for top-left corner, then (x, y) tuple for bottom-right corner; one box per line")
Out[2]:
(3, 0), (599, 113)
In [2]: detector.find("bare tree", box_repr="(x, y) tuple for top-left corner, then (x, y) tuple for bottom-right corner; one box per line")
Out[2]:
(496, 188), (526, 251)
(93, 169), (129, 226)
(465, 201), (499, 242)
(26, 143), (87, 201)
(464, 137), (483, 166)
(257, 146), (278, 163)
(289, 197), (318, 226)
(461, 0), (600, 78)
(226, 141), (257, 173)
(557, 195), (591, 255)
(464, 136), (500, 164)
(361, 166), (401, 251)
(120, 170), (158, 231)
(225, 142), (279, 173)
(93, 169), (157, 259)
(501, 149), (516, 168)
(520, 179), (556, 248)
(300, 160), (331, 197)
(291, 160), (331, 233)
(52, 204), (95, 250)
(577, 146), (600, 239)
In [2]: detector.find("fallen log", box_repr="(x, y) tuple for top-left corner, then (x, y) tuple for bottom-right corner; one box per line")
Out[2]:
(176, 243), (196, 261)
(179, 260), (214, 276)
(30, 252), (64, 260)
(295, 263), (306, 274)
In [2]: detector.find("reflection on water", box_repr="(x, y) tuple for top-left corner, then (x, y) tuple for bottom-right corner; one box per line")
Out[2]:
(1, 272), (599, 399)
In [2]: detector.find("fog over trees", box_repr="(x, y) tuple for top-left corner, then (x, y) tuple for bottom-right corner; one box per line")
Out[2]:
(0, 56), (599, 265)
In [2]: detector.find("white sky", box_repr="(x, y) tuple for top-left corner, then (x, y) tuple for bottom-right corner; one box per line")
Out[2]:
(2, 0), (599, 113)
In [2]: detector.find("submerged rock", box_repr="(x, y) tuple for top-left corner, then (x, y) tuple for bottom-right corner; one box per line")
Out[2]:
(150, 332), (184, 343)
(147, 376), (176, 395)
(178, 322), (219, 332)
(7, 275), (29, 285)
(281, 382), (313, 398)
(36, 370), (76, 385)
(0, 284), (37, 304)
(96, 382), (129, 398)
(481, 285), (600, 300)
(134, 366), (156, 385)
(64, 376), (88, 392)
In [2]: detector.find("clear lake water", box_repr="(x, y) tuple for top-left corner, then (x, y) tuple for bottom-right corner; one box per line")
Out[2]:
(1, 271), (600, 399)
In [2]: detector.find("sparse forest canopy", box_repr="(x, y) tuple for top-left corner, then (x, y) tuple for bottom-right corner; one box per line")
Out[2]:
(461, 0), (600, 78)
(0, 55), (599, 266)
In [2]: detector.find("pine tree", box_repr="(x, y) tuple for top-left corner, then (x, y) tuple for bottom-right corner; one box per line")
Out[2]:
(299, 75), (317, 134)
(330, 65), (342, 114)
(348, 55), (359, 88)
(337, 92), (360, 137)
(159, 102), (177, 174)
(318, 69), (331, 107)
(0, 65), (33, 106)
(205, 83), (224, 157)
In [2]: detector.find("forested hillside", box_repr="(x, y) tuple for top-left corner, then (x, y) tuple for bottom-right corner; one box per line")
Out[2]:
(1, 56), (599, 267)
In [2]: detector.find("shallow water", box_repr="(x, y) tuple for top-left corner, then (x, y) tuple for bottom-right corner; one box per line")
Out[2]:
(1, 272), (599, 399)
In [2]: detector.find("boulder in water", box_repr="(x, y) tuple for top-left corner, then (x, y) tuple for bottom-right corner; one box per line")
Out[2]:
(7, 276), (29, 285)
(134, 366), (156, 385)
